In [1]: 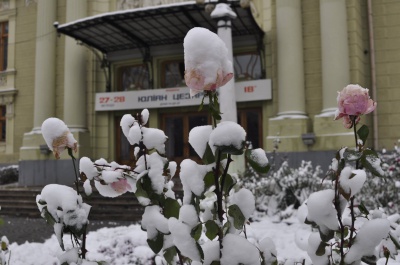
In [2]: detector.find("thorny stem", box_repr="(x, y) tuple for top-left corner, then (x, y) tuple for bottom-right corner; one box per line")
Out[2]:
(209, 92), (216, 128)
(220, 154), (233, 198)
(348, 197), (356, 248)
(176, 247), (184, 265)
(81, 224), (87, 259)
(348, 116), (360, 250)
(68, 148), (80, 195)
(213, 150), (224, 251)
(352, 116), (360, 169)
(334, 174), (345, 260)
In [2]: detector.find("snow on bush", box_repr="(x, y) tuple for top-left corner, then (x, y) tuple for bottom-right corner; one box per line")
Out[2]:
(32, 26), (400, 265)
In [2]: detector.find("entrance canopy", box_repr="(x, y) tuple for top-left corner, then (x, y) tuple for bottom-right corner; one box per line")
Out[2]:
(55, 0), (264, 55)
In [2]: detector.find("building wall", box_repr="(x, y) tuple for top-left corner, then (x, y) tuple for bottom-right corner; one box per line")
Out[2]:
(14, 1), (36, 159)
(0, 0), (398, 182)
(373, 0), (400, 150)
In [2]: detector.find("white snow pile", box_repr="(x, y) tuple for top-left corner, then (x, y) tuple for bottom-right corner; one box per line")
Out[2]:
(36, 184), (91, 247)
(345, 219), (391, 264)
(188, 125), (213, 158)
(209, 121), (246, 154)
(180, 159), (214, 204)
(306, 189), (340, 231)
(120, 109), (168, 154)
(339, 167), (366, 198)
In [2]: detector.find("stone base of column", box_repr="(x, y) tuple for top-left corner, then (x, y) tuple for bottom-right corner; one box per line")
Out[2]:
(313, 114), (354, 150)
(20, 130), (91, 161)
(19, 130), (91, 186)
(266, 115), (311, 152)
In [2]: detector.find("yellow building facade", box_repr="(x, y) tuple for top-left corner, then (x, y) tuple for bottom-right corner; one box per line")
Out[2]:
(0, 0), (397, 185)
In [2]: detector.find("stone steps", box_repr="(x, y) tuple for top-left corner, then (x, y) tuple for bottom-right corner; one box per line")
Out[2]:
(0, 186), (145, 221)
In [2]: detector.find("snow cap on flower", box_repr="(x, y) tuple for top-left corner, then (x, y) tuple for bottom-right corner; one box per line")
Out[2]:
(41, 118), (77, 159)
(334, 84), (376, 128)
(184, 27), (233, 96)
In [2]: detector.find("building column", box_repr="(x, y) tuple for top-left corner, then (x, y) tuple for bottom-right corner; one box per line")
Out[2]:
(61, 0), (91, 159)
(64, 0), (87, 130)
(33, 0), (57, 130)
(267, 0), (310, 152)
(20, 0), (57, 161)
(320, 0), (350, 115)
(313, 0), (353, 150)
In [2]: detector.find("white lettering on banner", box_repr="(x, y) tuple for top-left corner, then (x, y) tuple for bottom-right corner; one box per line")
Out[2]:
(95, 79), (271, 111)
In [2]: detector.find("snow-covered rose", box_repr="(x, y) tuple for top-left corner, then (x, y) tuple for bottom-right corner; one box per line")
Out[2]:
(41, 118), (77, 159)
(334, 84), (376, 128)
(110, 178), (132, 194)
(184, 27), (233, 96)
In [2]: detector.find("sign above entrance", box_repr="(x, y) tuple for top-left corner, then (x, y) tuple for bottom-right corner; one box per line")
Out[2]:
(95, 79), (271, 111)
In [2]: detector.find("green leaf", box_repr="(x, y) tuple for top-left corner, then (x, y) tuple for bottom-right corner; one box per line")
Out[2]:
(357, 125), (369, 145)
(361, 255), (377, 265)
(318, 227), (334, 242)
(315, 241), (328, 256)
(202, 144), (216, 165)
(222, 221), (231, 235)
(196, 241), (205, 262)
(135, 180), (149, 205)
(204, 172), (215, 190)
(222, 174), (236, 195)
(361, 149), (385, 178)
(245, 149), (270, 174)
(205, 220), (219, 240)
(358, 202), (370, 216)
(228, 204), (246, 229)
(164, 198), (180, 219)
(389, 233), (400, 249)
(41, 206), (56, 226)
(344, 149), (362, 162)
(37, 199), (47, 205)
(163, 246), (177, 265)
(216, 142), (245, 156)
(198, 94), (206, 111)
(191, 223), (203, 241)
(147, 231), (164, 254)
(304, 218), (317, 226)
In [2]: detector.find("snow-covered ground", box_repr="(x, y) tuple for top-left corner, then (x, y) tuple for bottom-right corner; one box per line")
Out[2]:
(6, 214), (310, 265)
(6, 214), (400, 265)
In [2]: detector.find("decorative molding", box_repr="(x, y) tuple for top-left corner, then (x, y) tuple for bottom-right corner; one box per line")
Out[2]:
(25, 0), (37, 7)
(0, 69), (16, 88)
(0, 0), (9, 10)
(117, 0), (188, 9)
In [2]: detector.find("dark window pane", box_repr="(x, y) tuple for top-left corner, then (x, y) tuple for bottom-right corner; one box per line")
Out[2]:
(3, 37), (7, 70)
(1, 106), (5, 141)
(165, 117), (184, 158)
(119, 65), (150, 91)
(162, 61), (185, 88)
(188, 115), (208, 156)
(120, 132), (131, 161)
(233, 53), (262, 81)
(246, 111), (260, 148)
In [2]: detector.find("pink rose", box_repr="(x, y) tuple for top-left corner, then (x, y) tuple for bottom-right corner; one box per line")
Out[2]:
(185, 68), (233, 96)
(183, 27), (234, 97)
(110, 178), (132, 194)
(334, 84), (376, 128)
